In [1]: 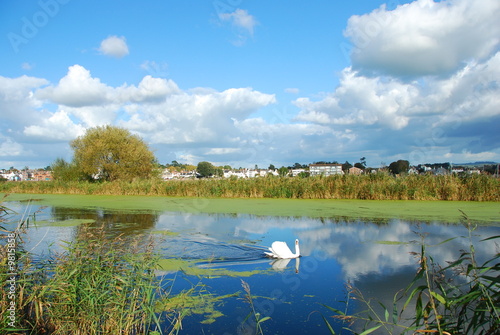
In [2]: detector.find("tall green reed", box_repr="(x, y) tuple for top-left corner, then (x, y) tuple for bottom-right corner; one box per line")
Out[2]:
(0, 196), (184, 334)
(1, 174), (498, 201)
(34, 226), (163, 334)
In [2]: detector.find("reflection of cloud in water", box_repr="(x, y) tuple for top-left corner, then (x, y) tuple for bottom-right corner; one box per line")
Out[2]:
(160, 234), (267, 263)
(269, 257), (300, 273)
(296, 220), (499, 282)
(156, 212), (499, 282)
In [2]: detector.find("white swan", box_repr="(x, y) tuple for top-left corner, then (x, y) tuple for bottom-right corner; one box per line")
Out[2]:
(264, 239), (300, 259)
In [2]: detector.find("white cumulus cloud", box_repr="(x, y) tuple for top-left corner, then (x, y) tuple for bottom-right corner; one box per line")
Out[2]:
(344, 0), (500, 77)
(294, 67), (417, 130)
(0, 138), (25, 157)
(36, 65), (112, 107)
(0, 75), (48, 123)
(24, 110), (86, 140)
(98, 35), (129, 58)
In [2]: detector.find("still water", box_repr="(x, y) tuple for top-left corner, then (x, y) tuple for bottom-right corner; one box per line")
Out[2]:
(7, 200), (500, 334)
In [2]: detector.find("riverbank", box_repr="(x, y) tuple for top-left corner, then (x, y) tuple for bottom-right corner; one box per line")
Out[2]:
(3, 193), (499, 224)
(1, 174), (499, 201)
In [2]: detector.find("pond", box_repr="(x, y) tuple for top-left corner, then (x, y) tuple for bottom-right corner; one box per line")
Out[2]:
(4, 197), (500, 334)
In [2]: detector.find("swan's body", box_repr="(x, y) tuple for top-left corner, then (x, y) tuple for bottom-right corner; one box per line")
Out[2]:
(264, 239), (300, 259)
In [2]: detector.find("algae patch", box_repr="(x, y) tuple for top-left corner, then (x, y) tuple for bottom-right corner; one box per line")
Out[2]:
(3, 193), (499, 223)
(34, 219), (95, 227)
(157, 289), (237, 325)
(156, 258), (267, 278)
(150, 230), (180, 237)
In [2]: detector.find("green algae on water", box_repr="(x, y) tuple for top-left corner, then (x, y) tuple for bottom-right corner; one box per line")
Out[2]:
(2, 193), (499, 224)
(156, 258), (267, 278)
(33, 219), (96, 227)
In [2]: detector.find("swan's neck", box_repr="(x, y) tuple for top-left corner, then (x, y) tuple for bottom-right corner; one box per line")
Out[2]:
(294, 242), (300, 257)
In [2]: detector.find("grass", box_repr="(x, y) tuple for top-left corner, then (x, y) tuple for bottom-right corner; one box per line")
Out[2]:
(0, 173), (499, 201)
(322, 213), (500, 334)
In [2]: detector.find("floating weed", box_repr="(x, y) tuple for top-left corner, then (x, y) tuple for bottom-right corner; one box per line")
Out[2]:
(150, 230), (180, 236)
(156, 258), (266, 278)
(33, 218), (96, 227)
(157, 285), (236, 326)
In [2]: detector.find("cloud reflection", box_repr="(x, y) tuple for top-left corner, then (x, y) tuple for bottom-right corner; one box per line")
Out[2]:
(159, 213), (499, 282)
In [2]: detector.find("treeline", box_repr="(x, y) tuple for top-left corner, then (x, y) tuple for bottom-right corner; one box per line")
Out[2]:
(0, 173), (498, 201)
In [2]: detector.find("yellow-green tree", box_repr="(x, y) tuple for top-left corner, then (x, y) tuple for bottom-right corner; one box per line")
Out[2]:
(70, 125), (157, 181)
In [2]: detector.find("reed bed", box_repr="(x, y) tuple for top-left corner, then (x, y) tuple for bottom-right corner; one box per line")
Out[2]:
(0, 205), (182, 335)
(1, 174), (498, 201)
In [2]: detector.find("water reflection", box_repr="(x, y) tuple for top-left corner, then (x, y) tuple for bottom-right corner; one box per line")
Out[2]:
(16, 204), (499, 282)
(8, 201), (500, 334)
(269, 257), (300, 273)
(50, 206), (159, 236)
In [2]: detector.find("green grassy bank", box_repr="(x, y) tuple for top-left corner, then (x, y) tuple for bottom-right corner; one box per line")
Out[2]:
(3, 193), (499, 224)
(1, 174), (499, 201)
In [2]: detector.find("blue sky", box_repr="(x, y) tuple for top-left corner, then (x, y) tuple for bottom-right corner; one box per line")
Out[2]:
(1, 0), (499, 169)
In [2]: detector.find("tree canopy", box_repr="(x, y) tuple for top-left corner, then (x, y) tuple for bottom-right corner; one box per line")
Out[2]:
(388, 160), (410, 175)
(196, 161), (215, 178)
(70, 125), (157, 181)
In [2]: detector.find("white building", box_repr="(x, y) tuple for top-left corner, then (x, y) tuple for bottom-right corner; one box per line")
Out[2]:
(291, 169), (306, 176)
(309, 163), (344, 176)
(0, 172), (23, 181)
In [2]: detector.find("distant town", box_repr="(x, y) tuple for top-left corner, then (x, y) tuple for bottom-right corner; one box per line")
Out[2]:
(1, 161), (498, 182)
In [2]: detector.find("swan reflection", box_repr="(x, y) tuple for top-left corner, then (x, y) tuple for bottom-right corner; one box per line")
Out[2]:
(270, 257), (300, 273)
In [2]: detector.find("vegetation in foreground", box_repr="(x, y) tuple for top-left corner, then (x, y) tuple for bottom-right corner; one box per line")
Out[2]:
(1, 173), (499, 201)
(0, 199), (235, 335)
(323, 213), (500, 335)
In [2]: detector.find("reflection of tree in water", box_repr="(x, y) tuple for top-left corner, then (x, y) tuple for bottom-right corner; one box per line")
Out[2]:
(50, 207), (159, 239)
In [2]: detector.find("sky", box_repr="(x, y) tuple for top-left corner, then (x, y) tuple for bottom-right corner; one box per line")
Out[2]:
(0, 0), (499, 170)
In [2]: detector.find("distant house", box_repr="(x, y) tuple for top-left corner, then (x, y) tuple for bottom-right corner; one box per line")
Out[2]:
(348, 167), (363, 175)
(309, 163), (343, 176)
(0, 172), (22, 181)
(433, 168), (450, 175)
(162, 169), (181, 180)
(32, 170), (52, 181)
(291, 169), (306, 176)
